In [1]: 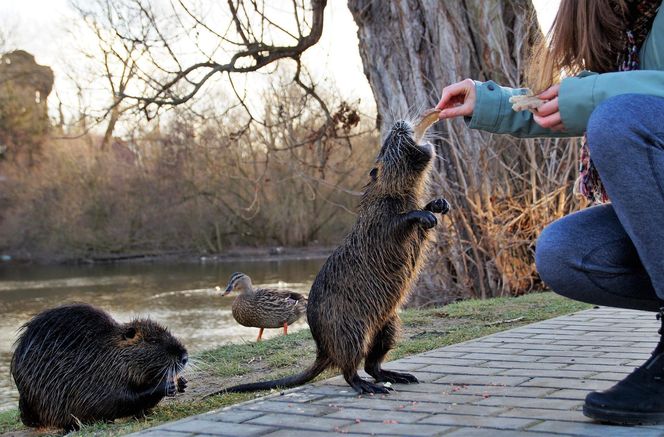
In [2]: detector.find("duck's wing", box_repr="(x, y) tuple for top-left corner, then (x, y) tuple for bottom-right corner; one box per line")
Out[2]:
(260, 289), (306, 305)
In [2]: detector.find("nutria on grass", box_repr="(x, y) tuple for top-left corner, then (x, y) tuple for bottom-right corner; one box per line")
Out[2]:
(11, 303), (188, 430)
(210, 114), (449, 396)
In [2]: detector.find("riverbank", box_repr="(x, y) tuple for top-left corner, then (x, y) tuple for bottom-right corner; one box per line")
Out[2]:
(0, 246), (335, 266)
(0, 292), (591, 437)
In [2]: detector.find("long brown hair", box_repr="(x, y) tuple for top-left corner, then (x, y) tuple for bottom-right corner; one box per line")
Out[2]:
(527, 0), (628, 92)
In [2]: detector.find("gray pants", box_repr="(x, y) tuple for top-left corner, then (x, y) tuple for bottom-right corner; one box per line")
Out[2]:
(535, 94), (664, 312)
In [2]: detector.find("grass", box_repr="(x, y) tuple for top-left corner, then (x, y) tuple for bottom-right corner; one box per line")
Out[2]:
(0, 292), (591, 436)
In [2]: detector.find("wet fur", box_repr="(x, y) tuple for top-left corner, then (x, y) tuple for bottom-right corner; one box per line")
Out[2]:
(11, 303), (188, 430)
(216, 120), (448, 395)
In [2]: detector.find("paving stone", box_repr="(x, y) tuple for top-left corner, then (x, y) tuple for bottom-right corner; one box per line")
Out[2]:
(498, 368), (594, 379)
(562, 363), (632, 373)
(405, 357), (489, 366)
(278, 391), (327, 403)
(162, 419), (274, 436)
(419, 364), (502, 375)
(498, 407), (583, 422)
(487, 337), (554, 344)
(381, 361), (427, 371)
(343, 421), (451, 436)
(449, 385), (556, 398)
(419, 350), (467, 358)
(264, 432), (365, 437)
(458, 353), (543, 362)
(528, 419), (664, 436)
(538, 356), (631, 365)
(494, 343), (579, 351)
(477, 396), (583, 410)
(520, 377), (614, 391)
(444, 429), (538, 437)
(325, 407), (430, 423)
(241, 400), (339, 416)
(574, 345), (651, 353)
(545, 388), (591, 400)
(246, 414), (352, 431)
(517, 349), (600, 358)
(417, 413), (538, 429)
(488, 361), (564, 370)
(433, 374), (531, 386)
(203, 410), (264, 423)
(317, 397), (482, 413)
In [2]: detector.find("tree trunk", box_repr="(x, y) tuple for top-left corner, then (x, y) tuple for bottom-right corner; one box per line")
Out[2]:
(348, 0), (578, 304)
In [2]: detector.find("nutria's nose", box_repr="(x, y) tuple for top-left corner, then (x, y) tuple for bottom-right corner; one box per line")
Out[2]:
(393, 120), (410, 134)
(180, 353), (188, 366)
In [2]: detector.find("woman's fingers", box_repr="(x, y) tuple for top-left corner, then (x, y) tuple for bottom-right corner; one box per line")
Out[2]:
(533, 111), (562, 129)
(533, 85), (564, 130)
(536, 84), (560, 100)
(440, 101), (474, 118)
(535, 97), (559, 117)
(436, 79), (476, 119)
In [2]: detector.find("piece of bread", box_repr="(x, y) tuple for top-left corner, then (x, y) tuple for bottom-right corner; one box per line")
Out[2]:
(509, 91), (546, 112)
(414, 108), (441, 143)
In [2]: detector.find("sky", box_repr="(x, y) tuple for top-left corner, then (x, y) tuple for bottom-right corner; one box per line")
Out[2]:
(0, 0), (559, 122)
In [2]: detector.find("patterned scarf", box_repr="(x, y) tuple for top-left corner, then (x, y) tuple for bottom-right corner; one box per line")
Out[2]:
(575, 0), (662, 203)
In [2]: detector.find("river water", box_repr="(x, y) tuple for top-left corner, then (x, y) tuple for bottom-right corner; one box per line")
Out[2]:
(0, 258), (325, 410)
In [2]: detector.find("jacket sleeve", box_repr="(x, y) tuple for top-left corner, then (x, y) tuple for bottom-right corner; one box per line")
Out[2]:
(467, 80), (578, 138)
(558, 70), (664, 134)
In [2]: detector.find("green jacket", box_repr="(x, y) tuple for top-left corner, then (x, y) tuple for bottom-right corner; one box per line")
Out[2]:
(468, 6), (664, 138)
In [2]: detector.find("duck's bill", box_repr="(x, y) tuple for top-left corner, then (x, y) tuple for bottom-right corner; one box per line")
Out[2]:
(223, 286), (233, 295)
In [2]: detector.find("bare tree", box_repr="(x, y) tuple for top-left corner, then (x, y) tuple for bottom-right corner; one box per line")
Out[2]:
(97, 0), (327, 120)
(71, 0), (150, 149)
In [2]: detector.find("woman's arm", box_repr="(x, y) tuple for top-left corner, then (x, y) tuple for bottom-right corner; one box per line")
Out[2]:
(559, 70), (664, 133)
(437, 79), (577, 139)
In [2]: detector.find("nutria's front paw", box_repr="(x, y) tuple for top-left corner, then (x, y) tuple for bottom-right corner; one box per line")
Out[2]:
(165, 379), (177, 397)
(425, 198), (450, 214)
(408, 211), (437, 229)
(177, 376), (188, 393)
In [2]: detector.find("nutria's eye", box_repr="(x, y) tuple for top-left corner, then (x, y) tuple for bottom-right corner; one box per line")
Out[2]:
(369, 168), (378, 180)
(122, 327), (136, 340)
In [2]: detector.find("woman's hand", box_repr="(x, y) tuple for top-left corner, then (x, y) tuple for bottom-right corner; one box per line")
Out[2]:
(533, 85), (565, 131)
(436, 79), (476, 119)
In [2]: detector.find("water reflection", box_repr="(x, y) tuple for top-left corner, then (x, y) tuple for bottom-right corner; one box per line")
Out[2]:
(0, 258), (325, 410)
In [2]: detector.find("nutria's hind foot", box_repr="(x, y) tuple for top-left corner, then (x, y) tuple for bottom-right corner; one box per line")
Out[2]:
(372, 369), (419, 384)
(345, 370), (394, 394)
(425, 198), (450, 215)
(346, 374), (394, 394)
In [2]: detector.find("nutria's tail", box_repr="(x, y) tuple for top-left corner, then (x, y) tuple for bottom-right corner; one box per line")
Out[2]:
(202, 355), (330, 399)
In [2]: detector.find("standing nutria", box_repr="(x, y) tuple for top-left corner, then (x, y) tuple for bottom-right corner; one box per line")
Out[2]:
(210, 116), (449, 396)
(11, 303), (188, 430)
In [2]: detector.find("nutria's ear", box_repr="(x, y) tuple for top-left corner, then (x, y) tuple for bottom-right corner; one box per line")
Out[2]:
(369, 168), (378, 181)
(122, 327), (137, 340)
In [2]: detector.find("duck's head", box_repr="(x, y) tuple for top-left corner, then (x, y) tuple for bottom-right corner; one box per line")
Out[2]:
(223, 272), (252, 295)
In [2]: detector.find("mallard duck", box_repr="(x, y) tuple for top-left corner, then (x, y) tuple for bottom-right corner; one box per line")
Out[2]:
(223, 272), (307, 341)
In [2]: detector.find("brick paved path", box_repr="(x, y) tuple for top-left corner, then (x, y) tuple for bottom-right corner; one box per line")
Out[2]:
(131, 308), (664, 436)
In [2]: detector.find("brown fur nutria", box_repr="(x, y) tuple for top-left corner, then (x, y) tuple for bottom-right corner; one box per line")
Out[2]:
(11, 303), (188, 430)
(212, 118), (449, 396)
